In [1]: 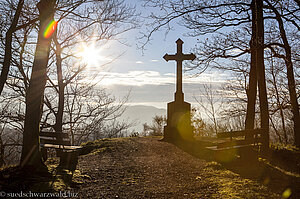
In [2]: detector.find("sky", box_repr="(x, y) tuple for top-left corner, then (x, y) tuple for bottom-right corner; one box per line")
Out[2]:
(86, 1), (230, 109)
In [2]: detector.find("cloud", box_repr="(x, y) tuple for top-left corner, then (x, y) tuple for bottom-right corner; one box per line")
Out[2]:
(164, 73), (175, 77)
(184, 72), (229, 84)
(95, 71), (231, 112)
(99, 71), (173, 86)
(97, 70), (229, 87)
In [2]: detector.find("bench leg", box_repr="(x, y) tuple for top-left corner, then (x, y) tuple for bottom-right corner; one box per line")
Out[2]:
(59, 151), (79, 171)
(214, 148), (238, 163)
(41, 148), (48, 162)
(239, 148), (257, 162)
(56, 149), (63, 157)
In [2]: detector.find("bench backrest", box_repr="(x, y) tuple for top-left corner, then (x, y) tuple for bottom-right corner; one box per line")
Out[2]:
(40, 131), (72, 146)
(217, 129), (263, 142)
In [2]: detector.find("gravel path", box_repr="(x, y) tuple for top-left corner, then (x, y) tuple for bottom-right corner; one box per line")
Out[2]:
(76, 137), (279, 198)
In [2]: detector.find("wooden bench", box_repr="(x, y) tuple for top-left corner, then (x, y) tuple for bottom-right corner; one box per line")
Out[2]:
(39, 131), (82, 169)
(206, 129), (263, 162)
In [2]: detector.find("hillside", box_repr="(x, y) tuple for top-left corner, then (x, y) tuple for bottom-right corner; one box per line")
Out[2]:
(1, 137), (298, 198)
(76, 137), (282, 198)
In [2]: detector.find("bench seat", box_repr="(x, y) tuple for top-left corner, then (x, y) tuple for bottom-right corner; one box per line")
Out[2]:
(39, 131), (82, 170)
(41, 143), (82, 150)
(206, 143), (261, 151)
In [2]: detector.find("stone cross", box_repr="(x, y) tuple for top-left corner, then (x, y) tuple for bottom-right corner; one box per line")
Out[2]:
(163, 38), (196, 102)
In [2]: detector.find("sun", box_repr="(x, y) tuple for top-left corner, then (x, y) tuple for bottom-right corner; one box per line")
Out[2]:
(77, 42), (103, 67)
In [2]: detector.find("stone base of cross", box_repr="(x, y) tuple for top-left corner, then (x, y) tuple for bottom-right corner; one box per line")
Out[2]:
(163, 100), (194, 142)
(162, 39), (195, 142)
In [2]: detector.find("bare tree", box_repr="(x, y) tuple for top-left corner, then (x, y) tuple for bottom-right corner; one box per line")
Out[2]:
(21, 0), (56, 169)
(194, 84), (225, 135)
(0, 99), (22, 167)
(143, 115), (167, 136)
(267, 53), (289, 143)
(0, 0), (24, 95)
(47, 0), (137, 134)
(62, 81), (130, 144)
(264, 0), (300, 147)
(190, 108), (207, 137)
(0, 0), (138, 168)
(245, 0), (258, 135)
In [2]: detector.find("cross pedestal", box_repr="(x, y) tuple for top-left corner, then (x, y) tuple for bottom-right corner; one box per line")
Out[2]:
(163, 39), (195, 142)
(164, 100), (193, 141)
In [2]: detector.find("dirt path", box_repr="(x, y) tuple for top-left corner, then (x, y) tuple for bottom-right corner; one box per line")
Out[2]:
(76, 137), (280, 198)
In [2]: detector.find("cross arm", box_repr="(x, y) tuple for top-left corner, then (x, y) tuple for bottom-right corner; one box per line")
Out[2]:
(163, 53), (177, 62)
(183, 53), (196, 61)
(163, 53), (196, 62)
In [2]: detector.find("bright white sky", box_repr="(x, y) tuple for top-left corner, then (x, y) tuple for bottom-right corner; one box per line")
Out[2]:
(88, 1), (230, 109)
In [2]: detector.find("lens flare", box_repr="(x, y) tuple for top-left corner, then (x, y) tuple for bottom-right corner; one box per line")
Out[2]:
(43, 20), (58, 39)
(282, 188), (292, 199)
(77, 42), (105, 68)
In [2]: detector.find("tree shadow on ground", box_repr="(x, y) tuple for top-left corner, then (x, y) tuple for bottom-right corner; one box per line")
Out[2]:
(0, 165), (56, 193)
(166, 139), (300, 199)
(0, 158), (80, 194)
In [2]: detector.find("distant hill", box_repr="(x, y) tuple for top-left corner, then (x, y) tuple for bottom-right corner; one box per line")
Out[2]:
(119, 105), (166, 133)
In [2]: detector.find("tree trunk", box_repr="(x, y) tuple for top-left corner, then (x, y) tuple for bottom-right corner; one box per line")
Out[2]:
(284, 47), (300, 148)
(0, 0), (24, 95)
(256, 0), (269, 152)
(53, 36), (65, 157)
(20, 0), (56, 169)
(245, 0), (258, 141)
(53, 36), (64, 134)
(0, 136), (5, 167)
(265, 0), (300, 147)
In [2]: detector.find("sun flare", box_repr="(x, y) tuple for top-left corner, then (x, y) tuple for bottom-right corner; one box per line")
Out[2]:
(77, 42), (104, 68)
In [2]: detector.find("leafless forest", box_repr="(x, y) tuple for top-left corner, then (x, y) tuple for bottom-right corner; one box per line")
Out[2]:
(0, 0), (299, 168)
